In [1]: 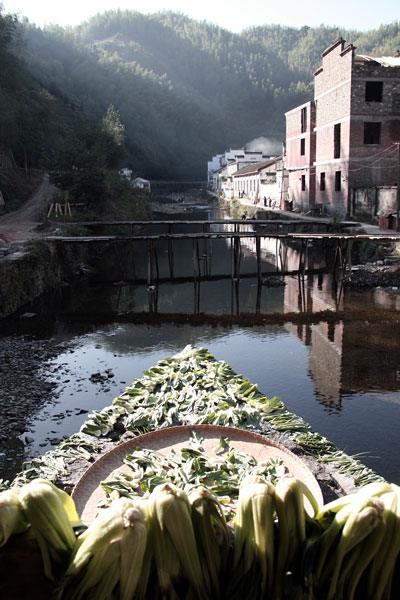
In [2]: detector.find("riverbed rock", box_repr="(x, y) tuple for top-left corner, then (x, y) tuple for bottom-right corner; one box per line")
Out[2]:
(345, 264), (400, 287)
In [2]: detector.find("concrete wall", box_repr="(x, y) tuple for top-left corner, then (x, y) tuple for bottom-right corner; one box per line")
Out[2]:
(354, 186), (397, 216)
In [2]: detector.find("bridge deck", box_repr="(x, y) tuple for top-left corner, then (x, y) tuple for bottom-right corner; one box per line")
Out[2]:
(50, 218), (357, 227)
(42, 231), (400, 243)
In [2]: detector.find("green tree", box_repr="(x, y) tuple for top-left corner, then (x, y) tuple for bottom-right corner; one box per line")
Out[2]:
(100, 104), (126, 169)
(49, 108), (127, 205)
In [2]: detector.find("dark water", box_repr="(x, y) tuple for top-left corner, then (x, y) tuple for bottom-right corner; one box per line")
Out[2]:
(2, 202), (400, 484)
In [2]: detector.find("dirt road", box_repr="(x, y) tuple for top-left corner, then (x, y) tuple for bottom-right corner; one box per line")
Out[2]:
(0, 174), (58, 244)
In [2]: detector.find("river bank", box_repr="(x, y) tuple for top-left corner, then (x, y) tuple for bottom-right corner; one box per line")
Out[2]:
(0, 335), (75, 481)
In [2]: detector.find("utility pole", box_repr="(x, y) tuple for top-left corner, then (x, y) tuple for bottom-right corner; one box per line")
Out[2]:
(397, 142), (400, 232)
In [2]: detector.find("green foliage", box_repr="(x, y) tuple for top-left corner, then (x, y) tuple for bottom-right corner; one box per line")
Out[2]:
(351, 241), (386, 264)
(48, 111), (130, 207)
(101, 104), (126, 159)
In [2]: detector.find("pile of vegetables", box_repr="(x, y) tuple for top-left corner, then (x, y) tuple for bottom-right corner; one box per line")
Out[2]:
(1, 345), (395, 598)
(1, 476), (399, 599)
(101, 432), (287, 521)
(5, 345), (383, 492)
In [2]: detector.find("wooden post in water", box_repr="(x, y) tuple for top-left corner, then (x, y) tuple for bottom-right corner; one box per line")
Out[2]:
(168, 224), (174, 279)
(192, 239), (199, 281)
(234, 237), (241, 279)
(346, 239), (353, 278)
(256, 281), (262, 314)
(332, 243), (339, 273)
(147, 240), (153, 288)
(231, 236), (235, 280)
(113, 243), (126, 281)
(303, 239), (309, 276)
(256, 235), (262, 281)
(339, 240), (347, 278)
(152, 240), (159, 282)
(131, 244), (136, 282)
(193, 280), (201, 313)
(203, 223), (210, 277)
(196, 238), (201, 277)
(298, 239), (304, 274)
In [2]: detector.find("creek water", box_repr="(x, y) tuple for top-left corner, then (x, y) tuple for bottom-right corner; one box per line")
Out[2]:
(1, 200), (400, 484)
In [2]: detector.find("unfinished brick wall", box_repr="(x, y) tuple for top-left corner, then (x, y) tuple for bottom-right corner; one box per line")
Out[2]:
(285, 38), (400, 217)
(286, 101), (315, 168)
(313, 40), (355, 215)
(349, 62), (400, 190)
(285, 101), (316, 210)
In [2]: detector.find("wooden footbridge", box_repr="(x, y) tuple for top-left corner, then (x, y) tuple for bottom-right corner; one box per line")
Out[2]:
(43, 219), (400, 285)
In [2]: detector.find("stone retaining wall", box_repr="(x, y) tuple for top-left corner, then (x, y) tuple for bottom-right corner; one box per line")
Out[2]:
(0, 242), (63, 317)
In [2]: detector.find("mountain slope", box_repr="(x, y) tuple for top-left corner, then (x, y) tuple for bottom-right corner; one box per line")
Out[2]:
(2, 8), (400, 181)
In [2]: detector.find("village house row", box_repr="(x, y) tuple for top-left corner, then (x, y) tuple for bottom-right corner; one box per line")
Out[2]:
(207, 39), (400, 223)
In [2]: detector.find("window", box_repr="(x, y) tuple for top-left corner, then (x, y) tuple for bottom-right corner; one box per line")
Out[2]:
(364, 122), (381, 144)
(334, 123), (341, 158)
(365, 81), (383, 102)
(335, 171), (341, 192)
(300, 138), (305, 155)
(301, 107), (307, 133)
(320, 172), (326, 191)
(301, 175), (306, 191)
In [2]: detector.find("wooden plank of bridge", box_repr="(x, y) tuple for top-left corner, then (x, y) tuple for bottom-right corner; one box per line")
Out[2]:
(42, 231), (400, 243)
(55, 218), (359, 228)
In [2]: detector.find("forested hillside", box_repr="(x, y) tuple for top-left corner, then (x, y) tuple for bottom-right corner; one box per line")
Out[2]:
(1, 5), (400, 187)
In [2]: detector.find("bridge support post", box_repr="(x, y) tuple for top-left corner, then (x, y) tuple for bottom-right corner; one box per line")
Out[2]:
(113, 243), (126, 281)
(256, 235), (261, 280)
(168, 225), (174, 279)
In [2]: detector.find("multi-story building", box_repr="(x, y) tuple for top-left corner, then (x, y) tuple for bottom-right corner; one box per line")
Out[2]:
(286, 39), (400, 217)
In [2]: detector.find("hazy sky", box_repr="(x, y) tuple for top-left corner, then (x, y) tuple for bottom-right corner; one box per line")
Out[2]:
(2, 0), (399, 32)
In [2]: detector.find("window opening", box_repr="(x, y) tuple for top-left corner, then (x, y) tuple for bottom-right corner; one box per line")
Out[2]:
(334, 123), (341, 158)
(301, 175), (306, 191)
(365, 81), (383, 102)
(335, 171), (341, 192)
(301, 107), (307, 133)
(300, 138), (305, 155)
(364, 122), (381, 144)
(320, 172), (326, 191)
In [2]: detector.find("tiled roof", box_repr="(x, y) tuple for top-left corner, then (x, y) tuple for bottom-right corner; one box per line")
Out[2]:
(356, 54), (400, 67)
(233, 156), (281, 177)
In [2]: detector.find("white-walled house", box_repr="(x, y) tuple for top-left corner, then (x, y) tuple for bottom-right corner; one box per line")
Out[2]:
(220, 160), (265, 199)
(232, 156), (288, 207)
(133, 177), (151, 191)
(207, 154), (224, 187)
(207, 148), (270, 192)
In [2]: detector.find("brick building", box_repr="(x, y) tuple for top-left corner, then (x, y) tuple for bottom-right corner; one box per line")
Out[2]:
(285, 101), (316, 212)
(285, 39), (400, 216)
